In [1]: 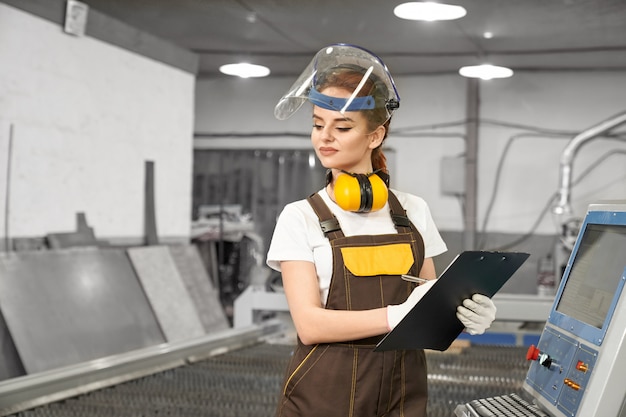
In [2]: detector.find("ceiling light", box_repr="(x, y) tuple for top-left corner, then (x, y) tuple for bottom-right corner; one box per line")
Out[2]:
(459, 64), (513, 80)
(219, 63), (270, 78)
(393, 2), (467, 21)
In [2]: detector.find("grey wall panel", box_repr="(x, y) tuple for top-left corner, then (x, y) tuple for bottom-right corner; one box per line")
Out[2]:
(0, 248), (165, 374)
(127, 246), (205, 342)
(168, 245), (229, 333)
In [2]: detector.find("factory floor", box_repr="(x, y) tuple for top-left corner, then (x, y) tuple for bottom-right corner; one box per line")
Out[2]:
(8, 336), (530, 417)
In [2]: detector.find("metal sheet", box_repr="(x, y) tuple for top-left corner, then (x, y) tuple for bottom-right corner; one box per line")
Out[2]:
(0, 248), (165, 374)
(0, 308), (25, 381)
(168, 245), (230, 333)
(127, 246), (205, 342)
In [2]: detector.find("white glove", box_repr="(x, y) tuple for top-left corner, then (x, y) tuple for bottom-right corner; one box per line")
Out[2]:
(456, 294), (497, 335)
(386, 279), (437, 330)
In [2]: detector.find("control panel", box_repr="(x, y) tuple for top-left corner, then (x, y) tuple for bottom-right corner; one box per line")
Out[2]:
(525, 326), (597, 416)
(457, 203), (626, 417)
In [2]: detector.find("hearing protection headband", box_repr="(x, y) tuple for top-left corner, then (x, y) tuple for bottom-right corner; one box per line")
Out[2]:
(329, 170), (390, 213)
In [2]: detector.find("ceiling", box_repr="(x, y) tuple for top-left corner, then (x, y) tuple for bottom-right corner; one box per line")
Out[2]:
(83, 0), (626, 78)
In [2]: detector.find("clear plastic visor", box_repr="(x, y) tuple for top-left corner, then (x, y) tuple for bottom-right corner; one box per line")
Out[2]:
(274, 44), (400, 121)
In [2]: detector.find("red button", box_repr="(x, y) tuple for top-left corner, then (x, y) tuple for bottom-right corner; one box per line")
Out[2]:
(526, 344), (540, 361)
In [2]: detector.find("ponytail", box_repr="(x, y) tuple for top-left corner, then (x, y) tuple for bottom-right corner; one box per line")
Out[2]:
(371, 118), (391, 174)
(372, 147), (387, 173)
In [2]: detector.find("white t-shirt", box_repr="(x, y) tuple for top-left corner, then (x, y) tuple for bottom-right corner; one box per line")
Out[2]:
(266, 188), (448, 305)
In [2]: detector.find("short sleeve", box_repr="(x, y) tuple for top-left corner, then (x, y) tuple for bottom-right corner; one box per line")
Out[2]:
(266, 201), (320, 272)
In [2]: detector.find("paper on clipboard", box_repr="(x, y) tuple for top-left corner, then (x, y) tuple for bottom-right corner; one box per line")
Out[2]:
(375, 251), (530, 352)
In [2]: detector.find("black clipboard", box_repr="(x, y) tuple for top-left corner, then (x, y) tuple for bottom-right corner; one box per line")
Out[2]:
(375, 251), (530, 352)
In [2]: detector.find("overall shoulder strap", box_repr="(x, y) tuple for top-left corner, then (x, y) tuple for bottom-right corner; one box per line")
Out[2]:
(387, 191), (412, 232)
(306, 193), (345, 240)
(388, 191), (426, 272)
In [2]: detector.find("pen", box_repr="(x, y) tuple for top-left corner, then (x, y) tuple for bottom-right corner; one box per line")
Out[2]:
(401, 274), (430, 284)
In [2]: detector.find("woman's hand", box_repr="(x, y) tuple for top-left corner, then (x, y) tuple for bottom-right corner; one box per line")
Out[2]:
(386, 279), (437, 330)
(456, 294), (497, 335)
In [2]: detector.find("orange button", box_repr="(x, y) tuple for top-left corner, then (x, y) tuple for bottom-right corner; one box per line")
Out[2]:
(564, 378), (581, 391)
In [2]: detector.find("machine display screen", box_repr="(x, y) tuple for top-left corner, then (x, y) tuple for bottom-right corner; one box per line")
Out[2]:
(555, 223), (626, 329)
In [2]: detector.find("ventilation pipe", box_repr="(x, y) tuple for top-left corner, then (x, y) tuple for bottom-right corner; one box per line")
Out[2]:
(553, 111), (626, 215)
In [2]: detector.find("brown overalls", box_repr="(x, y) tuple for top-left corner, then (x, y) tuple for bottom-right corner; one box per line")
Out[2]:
(276, 191), (427, 417)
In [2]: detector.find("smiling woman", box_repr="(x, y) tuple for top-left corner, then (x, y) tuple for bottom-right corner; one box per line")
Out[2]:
(265, 43), (498, 417)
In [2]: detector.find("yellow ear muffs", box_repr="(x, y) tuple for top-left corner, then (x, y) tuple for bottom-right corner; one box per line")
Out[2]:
(334, 172), (388, 212)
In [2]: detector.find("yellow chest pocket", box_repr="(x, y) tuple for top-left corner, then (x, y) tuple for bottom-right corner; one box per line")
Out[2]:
(340, 243), (414, 277)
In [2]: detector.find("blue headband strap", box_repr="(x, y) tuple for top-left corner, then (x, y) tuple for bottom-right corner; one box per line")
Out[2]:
(308, 87), (376, 112)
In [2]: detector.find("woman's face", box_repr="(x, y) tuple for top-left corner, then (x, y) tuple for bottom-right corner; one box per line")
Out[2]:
(311, 87), (384, 173)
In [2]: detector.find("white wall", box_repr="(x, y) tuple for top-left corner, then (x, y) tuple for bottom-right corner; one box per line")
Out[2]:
(479, 72), (626, 234)
(195, 77), (313, 148)
(0, 4), (196, 244)
(195, 72), (626, 236)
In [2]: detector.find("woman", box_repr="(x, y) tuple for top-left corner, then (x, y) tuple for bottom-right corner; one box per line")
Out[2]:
(267, 44), (496, 417)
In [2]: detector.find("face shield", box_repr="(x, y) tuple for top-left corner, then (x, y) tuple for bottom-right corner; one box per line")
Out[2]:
(274, 44), (400, 122)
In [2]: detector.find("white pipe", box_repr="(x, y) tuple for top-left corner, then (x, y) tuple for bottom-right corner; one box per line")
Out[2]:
(553, 111), (626, 215)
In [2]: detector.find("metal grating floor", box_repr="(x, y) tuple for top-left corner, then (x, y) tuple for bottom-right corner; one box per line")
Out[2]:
(9, 342), (529, 417)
